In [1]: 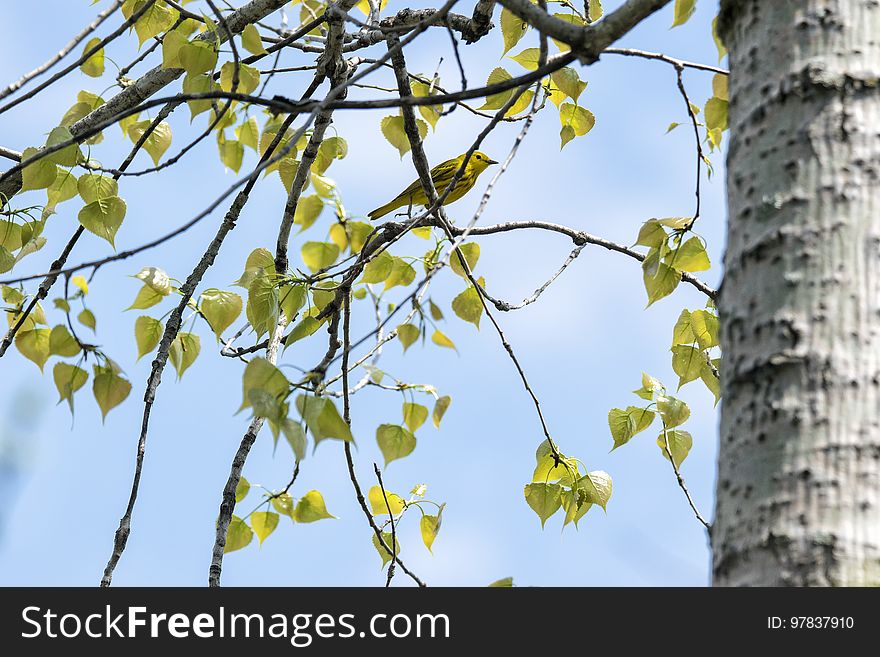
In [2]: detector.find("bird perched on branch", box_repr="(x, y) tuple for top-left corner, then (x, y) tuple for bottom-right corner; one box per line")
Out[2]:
(368, 151), (498, 220)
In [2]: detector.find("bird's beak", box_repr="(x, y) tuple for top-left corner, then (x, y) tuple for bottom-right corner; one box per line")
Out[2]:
(487, 159), (498, 165)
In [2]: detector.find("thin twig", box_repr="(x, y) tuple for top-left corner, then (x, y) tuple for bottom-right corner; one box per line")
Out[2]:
(374, 464), (398, 587)
(660, 423), (711, 531)
(0, 0), (124, 101)
(341, 294), (426, 587)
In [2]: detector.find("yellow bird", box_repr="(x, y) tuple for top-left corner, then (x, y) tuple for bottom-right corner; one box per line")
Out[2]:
(368, 151), (498, 220)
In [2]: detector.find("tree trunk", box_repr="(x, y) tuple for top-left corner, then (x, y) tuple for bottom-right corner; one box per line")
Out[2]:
(714, 0), (880, 586)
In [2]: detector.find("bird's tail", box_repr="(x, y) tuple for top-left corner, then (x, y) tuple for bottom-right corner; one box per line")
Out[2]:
(368, 199), (400, 221)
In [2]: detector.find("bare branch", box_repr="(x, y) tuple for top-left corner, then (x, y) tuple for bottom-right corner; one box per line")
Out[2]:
(452, 221), (719, 301)
(101, 107), (297, 587)
(497, 0), (673, 63)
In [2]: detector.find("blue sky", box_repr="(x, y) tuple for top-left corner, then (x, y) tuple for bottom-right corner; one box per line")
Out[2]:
(0, 0), (726, 586)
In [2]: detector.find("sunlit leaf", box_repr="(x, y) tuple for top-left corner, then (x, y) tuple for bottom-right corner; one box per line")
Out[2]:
(376, 424), (416, 466)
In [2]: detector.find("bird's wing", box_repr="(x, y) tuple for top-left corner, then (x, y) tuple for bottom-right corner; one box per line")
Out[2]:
(429, 157), (461, 192)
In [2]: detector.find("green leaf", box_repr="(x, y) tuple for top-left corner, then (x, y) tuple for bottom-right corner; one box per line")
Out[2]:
(667, 236), (710, 272)
(311, 283), (336, 314)
(383, 257), (416, 291)
(127, 284), (165, 310)
(234, 247), (275, 288)
(53, 362), (88, 411)
(220, 62), (260, 95)
(561, 489), (592, 528)
(657, 429), (692, 467)
(182, 73), (215, 118)
(80, 37), (105, 77)
(608, 406), (655, 449)
(246, 274), (279, 339)
(523, 483), (562, 528)
(240, 357), (289, 412)
(92, 363), (132, 420)
(376, 424), (416, 466)
(281, 419), (307, 461)
(397, 323), (419, 352)
(559, 103), (596, 149)
(296, 395), (354, 445)
(657, 395), (690, 428)
(380, 115), (428, 158)
(161, 29), (187, 68)
(372, 531), (399, 567)
(643, 251), (681, 306)
(705, 96), (729, 132)
(285, 315), (323, 346)
(672, 0), (697, 27)
(168, 331), (200, 379)
(235, 476), (250, 503)
(532, 440), (577, 483)
(479, 68), (513, 110)
(78, 196), (126, 246)
(0, 222), (22, 253)
(488, 577), (514, 587)
(49, 324), (80, 357)
(701, 361), (721, 405)
(410, 79), (443, 131)
(368, 485), (406, 516)
(292, 490), (336, 523)
(432, 395), (451, 428)
(301, 241), (339, 273)
(449, 242), (480, 278)
(279, 284), (307, 321)
(362, 251), (394, 284)
(0, 246), (14, 273)
(127, 120), (172, 165)
(235, 116), (260, 151)
(690, 309), (719, 349)
(712, 16), (727, 62)
(217, 133), (244, 173)
(588, 0), (604, 21)
(15, 328), (51, 370)
(508, 47), (542, 71)
(635, 220), (667, 248)
(420, 510), (442, 553)
(132, 0), (177, 45)
(672, 308), (695, 345)
(200, 288), (242, 339)
(452, 279), (484, 328)
(506, 88), (536, 118)
(500, 8), (529, 55)
(46, 169), (79, 212)
(576, 470), (613, 511)
(294, 195), (324, 230)
(177, 40), (217, 75)
(78, 308), (96, 332)
(250, 511), (279, 545)
(20, 147), (58, 192)
(671, 345), (705, 388)
(271, 492), (295, 519)
(224, 515), (253, 553)
(347, 221), (373, 254)
(431, 329), (456, 351)
(633, 372), (663, 401)
(712, 73), (729, 101)
(402, 402), (428, 433)
(550, 68), (587, 103)
(241, 22), (268, 55)
(45, 127), (82, 167)
(77, 173), (118, 204)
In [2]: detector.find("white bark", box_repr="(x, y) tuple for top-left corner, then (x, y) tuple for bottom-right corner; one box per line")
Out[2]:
(714, 0), (880, 586)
